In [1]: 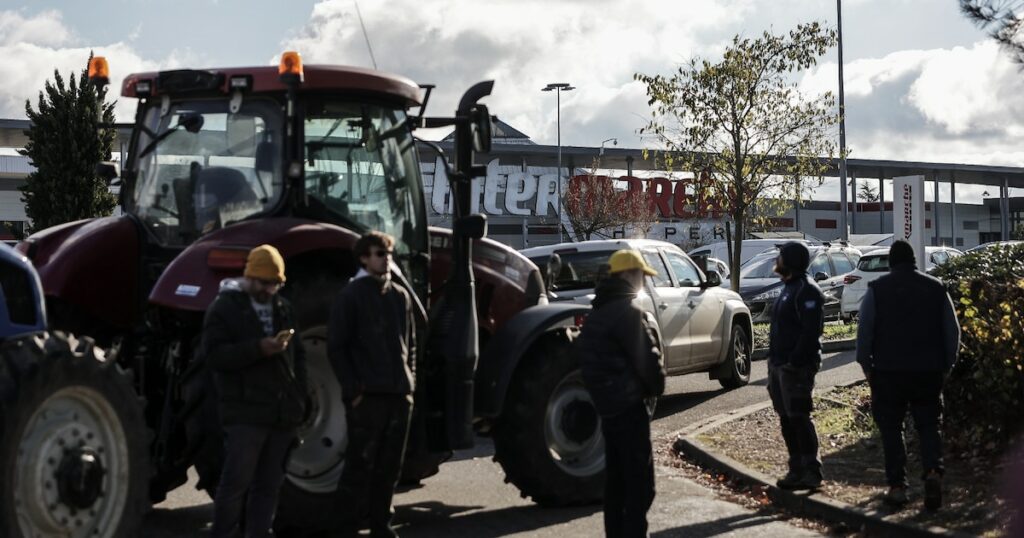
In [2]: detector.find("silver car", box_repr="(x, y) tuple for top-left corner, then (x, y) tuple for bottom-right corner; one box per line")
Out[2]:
(522, 239), (754, 389)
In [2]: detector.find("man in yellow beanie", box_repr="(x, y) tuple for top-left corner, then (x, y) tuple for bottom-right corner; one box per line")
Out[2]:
(201, 244), (308, 537)
(572, 249), (665, 537)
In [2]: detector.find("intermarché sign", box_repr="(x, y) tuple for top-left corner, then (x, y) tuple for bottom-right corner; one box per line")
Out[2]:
(425, 158), (725, 219)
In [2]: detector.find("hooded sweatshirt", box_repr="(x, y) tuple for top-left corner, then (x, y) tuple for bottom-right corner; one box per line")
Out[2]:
(573, 276), (665, 417)
(767, 243), (825, 368)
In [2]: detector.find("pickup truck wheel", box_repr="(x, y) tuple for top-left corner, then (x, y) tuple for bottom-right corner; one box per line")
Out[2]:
(492, 336), (604, 506)
(718, 324), (751, 389)
(0, 333), (148, 538)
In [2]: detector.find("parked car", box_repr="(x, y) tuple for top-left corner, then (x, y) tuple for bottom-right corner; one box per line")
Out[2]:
(522, 240), (754, 388)
(966, 240), (1024, 253)
(688, 238), (818, 274)
(735, 243), (863, 323)
(840, 246), (964, 317)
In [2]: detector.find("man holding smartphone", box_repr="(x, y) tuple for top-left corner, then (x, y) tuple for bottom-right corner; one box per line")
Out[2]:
(202, 244), (308, 537)
(329, 231), (416, 538)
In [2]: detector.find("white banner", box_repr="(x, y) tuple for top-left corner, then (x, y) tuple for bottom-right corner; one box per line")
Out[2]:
(892, 175), (926, 270)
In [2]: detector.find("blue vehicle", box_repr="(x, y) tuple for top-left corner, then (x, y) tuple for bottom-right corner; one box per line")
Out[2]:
(0, 242), (147, 538)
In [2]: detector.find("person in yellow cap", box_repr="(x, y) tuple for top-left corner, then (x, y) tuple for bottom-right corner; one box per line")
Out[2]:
(201, 244), (308, 538)
(572, 249), (665, 537)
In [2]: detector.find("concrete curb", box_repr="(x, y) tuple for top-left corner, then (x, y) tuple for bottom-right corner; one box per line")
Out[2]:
(752, 337), (856, 360)
(670, 401), (974, 538)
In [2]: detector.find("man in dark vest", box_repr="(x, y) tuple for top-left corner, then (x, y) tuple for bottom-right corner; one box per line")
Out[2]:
(856, 239), (960, 510)
(767, 242), (825, 490)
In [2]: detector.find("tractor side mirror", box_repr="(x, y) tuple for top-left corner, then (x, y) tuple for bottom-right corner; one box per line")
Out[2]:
(814, 271), (830, 282)
(255, 141), (275, 174)
(454, 214), (487, 239)
(471, 105), (492, 153)
(95, 162), (119, 183)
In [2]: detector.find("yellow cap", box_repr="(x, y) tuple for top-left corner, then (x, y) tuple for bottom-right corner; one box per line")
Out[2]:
(608, 249), (657, 276)
(244, 244), (286, 283)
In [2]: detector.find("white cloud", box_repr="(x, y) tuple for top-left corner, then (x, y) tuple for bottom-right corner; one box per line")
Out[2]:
(280, 0), (748, 144)
(0, 10), (186, 120)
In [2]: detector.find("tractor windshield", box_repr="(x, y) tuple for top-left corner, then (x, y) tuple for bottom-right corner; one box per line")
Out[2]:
(302, 100), (426, 256)
(131, 99), (285, 246)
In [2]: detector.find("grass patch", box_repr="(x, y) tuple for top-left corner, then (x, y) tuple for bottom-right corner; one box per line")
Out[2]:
(689, 382), (1017, 535)
(752, 320), (857, 350)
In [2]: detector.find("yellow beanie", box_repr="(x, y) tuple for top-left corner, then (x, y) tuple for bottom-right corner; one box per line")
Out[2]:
(244, 244), (286, 283)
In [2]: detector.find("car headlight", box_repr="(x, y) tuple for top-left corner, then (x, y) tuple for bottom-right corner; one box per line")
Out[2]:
(751, 287), (782, 302)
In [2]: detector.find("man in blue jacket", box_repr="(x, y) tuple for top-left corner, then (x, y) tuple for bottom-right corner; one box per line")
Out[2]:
(856, 240), (960, 510)
(767, 242), (825, 490)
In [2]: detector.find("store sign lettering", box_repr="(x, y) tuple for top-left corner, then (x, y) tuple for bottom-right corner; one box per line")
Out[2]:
(425, 157), (724, 219)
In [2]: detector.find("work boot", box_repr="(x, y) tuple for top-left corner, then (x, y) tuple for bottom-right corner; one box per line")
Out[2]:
(776, 470), (803, 490)
(884, 485), (909, 506)
(795, 470), (823, 490)
(924, 470), (943, 511)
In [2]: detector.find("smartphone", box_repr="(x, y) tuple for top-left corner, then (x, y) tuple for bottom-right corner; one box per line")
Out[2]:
(275, 329), (295, 345)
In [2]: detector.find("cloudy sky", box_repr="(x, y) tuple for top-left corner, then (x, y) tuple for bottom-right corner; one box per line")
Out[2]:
(1, 0), (1022, 202)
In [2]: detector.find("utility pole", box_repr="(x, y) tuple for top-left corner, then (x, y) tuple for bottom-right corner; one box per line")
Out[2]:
(837, 0), (849, 241)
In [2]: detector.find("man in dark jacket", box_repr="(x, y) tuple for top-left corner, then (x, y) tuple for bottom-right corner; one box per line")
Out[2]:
(856, 240), (960, 510)
(203, 244), (308, 538)
(574, 249), (665, 538)
(329, 231), (416, 538)
(767, 242), (825, 490)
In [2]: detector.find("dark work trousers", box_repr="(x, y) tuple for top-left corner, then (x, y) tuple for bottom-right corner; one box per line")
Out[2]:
(870, 370), (945, 487)
(335, 394), (413, 535)
(211, 424), (296, 538)
(601, 401), (655, 538)
(767, 364), (822, 478)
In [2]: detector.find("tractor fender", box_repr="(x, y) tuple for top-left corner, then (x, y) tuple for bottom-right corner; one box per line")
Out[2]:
(18, 216), (141, 329)
(474, 302), (590, 418)
(149, 218), (359, 312)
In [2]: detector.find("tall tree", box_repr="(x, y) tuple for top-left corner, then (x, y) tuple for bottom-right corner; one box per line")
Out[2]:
(858, 182), (879, 203)
(961, 0), (1024, 63)
(563, 159), (658, 241)
(636, 23), (839, 290)
(19, 55), (117, 232)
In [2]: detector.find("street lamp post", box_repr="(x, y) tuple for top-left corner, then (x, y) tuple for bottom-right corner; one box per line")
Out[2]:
(837, 0), (850, 241)
(543, 82), (575, 242)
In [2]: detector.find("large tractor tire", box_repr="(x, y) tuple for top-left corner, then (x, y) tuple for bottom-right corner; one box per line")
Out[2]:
(492, 335), (605, 506)
(0, 332), (149, 538)
(717, 323), (752, 390)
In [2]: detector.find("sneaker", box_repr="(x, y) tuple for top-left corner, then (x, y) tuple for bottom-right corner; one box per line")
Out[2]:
(924, 470), (942, 511)
(884, 486), (909, 506)
(777, 470), (803, 490)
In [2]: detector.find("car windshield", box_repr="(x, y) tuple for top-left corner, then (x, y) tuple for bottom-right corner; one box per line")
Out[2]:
(857, 255), (888, 272)
(302, 100), (426, 256)
(132, 99), (285, 246)
(528, 250), (615, 291)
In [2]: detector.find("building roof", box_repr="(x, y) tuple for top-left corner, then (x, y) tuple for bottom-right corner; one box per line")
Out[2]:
(442, 119), (535, 145)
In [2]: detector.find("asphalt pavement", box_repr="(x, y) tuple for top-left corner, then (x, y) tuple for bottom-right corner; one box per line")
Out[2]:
(144, 348), (864, 537)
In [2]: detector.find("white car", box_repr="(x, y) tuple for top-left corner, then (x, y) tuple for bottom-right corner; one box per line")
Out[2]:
(521, 239), (754, 388)
(840, 246), (964, 317)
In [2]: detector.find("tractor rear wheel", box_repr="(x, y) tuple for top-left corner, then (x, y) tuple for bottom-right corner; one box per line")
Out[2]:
(492, 335), (605, 506)
(0, 332), (148, 538)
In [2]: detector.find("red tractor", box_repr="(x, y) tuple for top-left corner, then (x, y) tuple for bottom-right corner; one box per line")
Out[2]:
(7, 53), (603, 537)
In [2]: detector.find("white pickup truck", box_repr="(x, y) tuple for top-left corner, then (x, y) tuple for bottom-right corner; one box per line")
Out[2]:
(522, 239), (754, 389)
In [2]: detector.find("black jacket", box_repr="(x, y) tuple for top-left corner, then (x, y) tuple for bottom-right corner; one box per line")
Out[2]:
(768, 243), (825, 368)
(856, 264), (960, 373)
(328, 274), (416, 403)
(201, 284), (308, 429)
(573, 277), (665, 417)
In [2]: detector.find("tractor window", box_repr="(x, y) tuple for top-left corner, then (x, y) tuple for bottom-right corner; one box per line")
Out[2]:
(0, 259), (37, 326)
(302, 101), (426, 257)
(132, 99), (284, 246)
